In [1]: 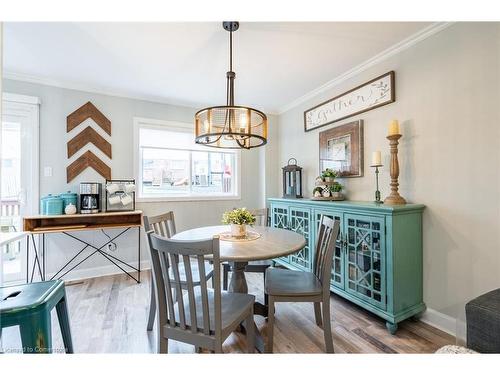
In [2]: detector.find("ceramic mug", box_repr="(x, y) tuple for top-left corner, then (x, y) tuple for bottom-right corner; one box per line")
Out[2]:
(106, 183), (120, 195)
(124, 184), (136, 193)
(121, 194), (133, 206)
(108, 194), (121, 205)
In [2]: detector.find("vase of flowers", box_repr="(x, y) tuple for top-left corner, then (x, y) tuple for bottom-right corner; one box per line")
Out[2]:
(222, 208), (256, 238)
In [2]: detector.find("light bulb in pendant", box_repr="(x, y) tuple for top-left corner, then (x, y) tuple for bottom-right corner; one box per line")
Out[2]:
(239, 113), (248, 130)
(239, 113), (248, 139)
(203, 120), (210, 133)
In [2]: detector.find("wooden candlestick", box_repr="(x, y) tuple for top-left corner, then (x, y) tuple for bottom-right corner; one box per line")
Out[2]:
(384, 134), (406, 205)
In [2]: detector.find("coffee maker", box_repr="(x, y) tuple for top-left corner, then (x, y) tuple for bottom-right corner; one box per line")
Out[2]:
(79, 182), (102, 214)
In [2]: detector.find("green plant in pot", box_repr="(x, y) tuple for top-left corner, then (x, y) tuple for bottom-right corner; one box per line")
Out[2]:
(321, 168), (338, 182)
(331, 182), (344, 200)
(222, 208), (256, 237)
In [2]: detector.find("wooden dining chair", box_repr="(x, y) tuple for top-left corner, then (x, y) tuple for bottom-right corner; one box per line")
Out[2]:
(222, 208), (273, 297)
(144, 212), (214, 332)
(264, 215), (340, 353)
(147, 232), (256, 353)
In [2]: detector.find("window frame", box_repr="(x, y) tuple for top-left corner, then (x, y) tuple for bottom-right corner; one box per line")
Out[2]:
(133, 117), (241, 202)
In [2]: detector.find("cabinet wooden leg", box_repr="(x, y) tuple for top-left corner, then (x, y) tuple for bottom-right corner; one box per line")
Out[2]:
(386, 321), (398, 335)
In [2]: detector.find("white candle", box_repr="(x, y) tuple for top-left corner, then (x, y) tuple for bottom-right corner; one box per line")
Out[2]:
(371, 151), (382, 166)
(388, 119), (400, 136)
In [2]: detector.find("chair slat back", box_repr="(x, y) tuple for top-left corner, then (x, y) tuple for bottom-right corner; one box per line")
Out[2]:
(313, 215), (340, 292)
(249, 208), (269, 226)
(143, 211), (176, 238)
(147, 232), (222, 339)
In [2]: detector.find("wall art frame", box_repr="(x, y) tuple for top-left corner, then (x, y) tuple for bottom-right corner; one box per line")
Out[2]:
(319, 120), (364, 178)
(304, 71), (395, 132)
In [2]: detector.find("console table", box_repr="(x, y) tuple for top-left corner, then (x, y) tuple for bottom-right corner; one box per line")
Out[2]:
(23, 210), (143, 283)
(268, 198), (425, 334)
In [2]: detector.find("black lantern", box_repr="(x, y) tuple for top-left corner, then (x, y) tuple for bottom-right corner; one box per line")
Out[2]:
(282, 158), (303, 199)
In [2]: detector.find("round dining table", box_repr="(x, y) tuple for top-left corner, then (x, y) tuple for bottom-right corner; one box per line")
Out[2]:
(171, 225), (306, 352)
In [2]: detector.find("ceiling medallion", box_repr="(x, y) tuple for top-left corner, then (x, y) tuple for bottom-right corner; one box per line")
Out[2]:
(194, 21), (267, 149)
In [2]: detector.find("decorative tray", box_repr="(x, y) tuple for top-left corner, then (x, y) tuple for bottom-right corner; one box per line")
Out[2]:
(219, 231), (261, 242)
(311, 196), (345, 201)
(315, 181), (338, 187)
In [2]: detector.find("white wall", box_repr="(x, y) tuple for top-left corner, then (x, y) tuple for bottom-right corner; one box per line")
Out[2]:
(1, 78), (278, 280)
(277, 22), (500, 334)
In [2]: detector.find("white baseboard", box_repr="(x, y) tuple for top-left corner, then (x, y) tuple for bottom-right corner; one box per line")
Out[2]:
(420, 308), (466, 342)
(47, 260), (151, 283)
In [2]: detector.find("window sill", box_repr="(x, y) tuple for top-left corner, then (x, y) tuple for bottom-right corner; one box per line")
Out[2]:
(137, 195), (241, 203)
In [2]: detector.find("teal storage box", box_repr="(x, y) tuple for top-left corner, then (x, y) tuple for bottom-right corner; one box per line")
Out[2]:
(40, 194), (64, 215)
(60, 191), (78, 210)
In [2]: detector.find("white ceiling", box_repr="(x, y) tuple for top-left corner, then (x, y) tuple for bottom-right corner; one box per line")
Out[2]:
(3, 22), (432, 113)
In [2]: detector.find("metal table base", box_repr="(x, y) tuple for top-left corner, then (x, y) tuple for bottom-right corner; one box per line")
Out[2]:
(26, 226), (141, 284)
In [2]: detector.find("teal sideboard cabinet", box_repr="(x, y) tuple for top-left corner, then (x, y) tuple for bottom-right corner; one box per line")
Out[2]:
(268, 198), (425, 334)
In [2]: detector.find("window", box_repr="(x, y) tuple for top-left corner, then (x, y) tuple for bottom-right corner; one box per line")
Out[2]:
(134, 118), (240, 201)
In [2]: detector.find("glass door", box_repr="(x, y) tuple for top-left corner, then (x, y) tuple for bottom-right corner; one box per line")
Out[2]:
(344, 213), (386, 309)
(1, 97), (39, 283)
(270, 204), (290, 264)
(288, 206), (311, 271)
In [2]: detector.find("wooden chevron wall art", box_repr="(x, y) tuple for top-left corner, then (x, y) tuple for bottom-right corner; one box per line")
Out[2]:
(67, 101), (111, 135)
(67, 150), (112, 182)
(66, 102), (112, 182)
(67, 126), (112, 158)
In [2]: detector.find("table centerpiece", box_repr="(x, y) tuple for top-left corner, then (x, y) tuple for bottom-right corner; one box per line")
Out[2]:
(222, 207), (256, 238)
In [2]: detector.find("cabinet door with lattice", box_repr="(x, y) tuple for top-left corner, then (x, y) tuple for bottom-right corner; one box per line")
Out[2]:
(288, 206), (312, 271)
(313, 209), (344, 290)
(344, 214), (386, 309)
(270, 203), (290, 264)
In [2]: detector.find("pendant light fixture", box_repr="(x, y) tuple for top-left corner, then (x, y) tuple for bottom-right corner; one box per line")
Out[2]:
(195, 21), (267, 149)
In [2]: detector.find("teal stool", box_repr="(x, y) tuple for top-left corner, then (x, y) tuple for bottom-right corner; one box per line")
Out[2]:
(1, 280), (74, 353)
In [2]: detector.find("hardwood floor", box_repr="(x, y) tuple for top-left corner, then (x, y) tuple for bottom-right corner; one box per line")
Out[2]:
(1, 271), (454, 353)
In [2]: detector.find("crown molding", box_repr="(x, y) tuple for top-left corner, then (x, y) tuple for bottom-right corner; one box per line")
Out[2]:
(277, 22), (454, 114)
(2, 70), (209, 110)
(3, 70), (279, 116)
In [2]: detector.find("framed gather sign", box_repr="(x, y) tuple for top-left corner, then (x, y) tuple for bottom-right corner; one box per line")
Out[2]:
(304, 71), (395, 132)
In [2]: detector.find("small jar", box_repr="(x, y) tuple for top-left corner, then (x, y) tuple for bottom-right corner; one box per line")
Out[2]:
(65, 203), (77, 215)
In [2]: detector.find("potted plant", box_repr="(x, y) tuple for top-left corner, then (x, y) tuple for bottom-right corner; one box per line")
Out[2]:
(331, 182), (344, 200)
(321, 168), (338, 183)
(222, 208), (256, 237)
